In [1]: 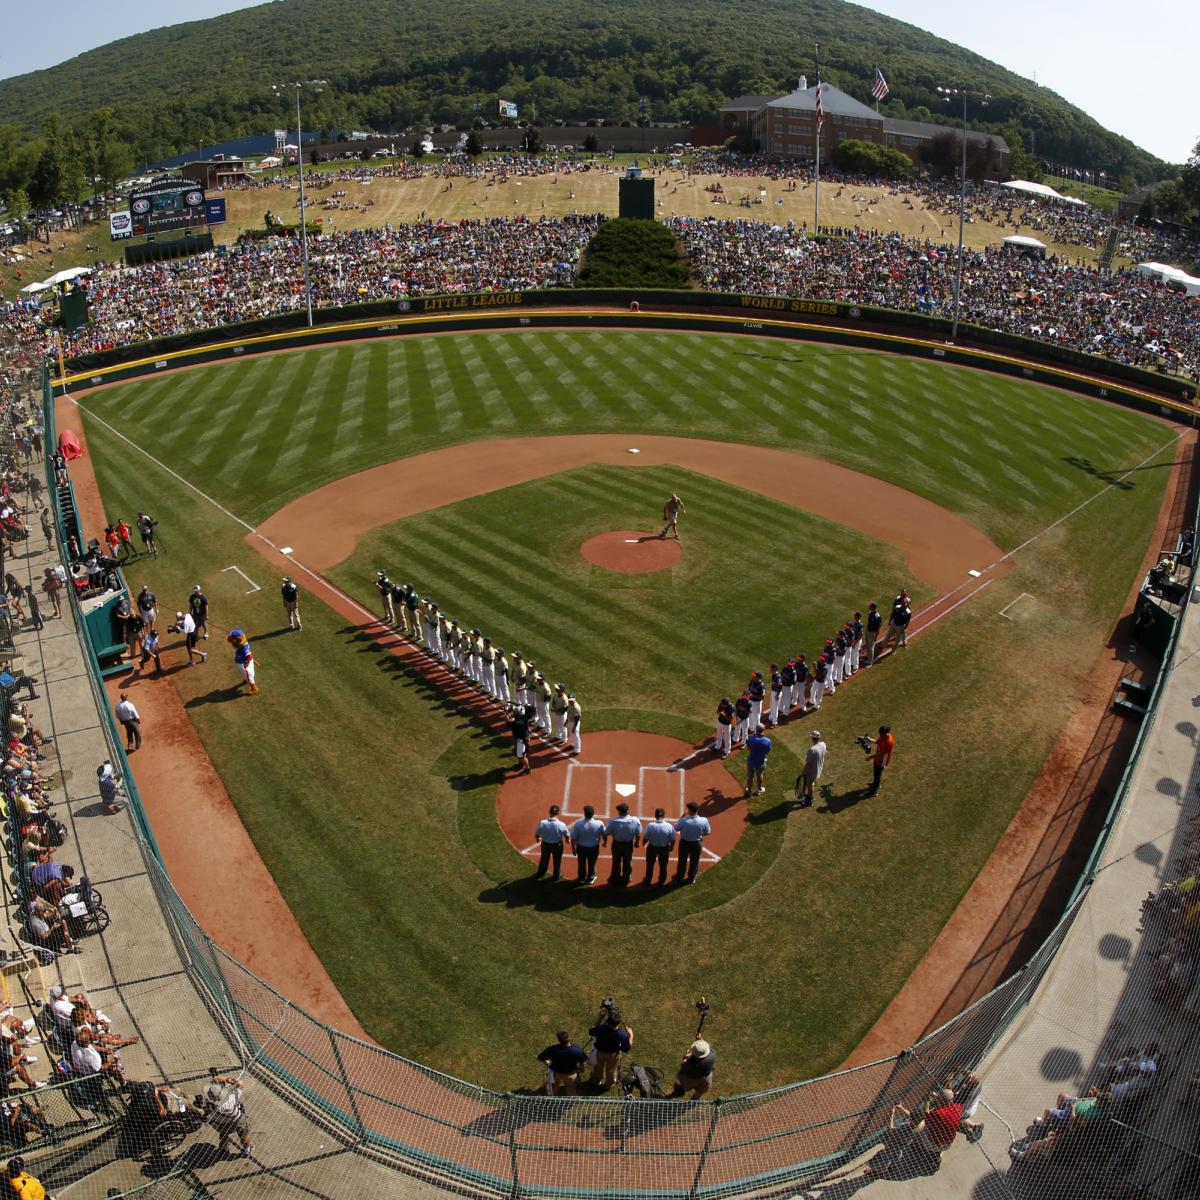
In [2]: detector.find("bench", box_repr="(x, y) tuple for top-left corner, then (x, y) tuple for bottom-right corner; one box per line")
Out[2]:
(94, 643), (133, 679)
(1113, 695), (1148, 717)
(1119, 677), (1152, 702)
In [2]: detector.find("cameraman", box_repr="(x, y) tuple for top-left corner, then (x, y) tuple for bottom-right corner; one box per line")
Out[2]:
(670, 1038), (716, 1100)
(589, 1005), (633, 1090)
(864, 725), (894, 796)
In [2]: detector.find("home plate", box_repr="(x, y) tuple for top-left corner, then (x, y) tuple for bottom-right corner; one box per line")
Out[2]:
(614, 783), (637, 797)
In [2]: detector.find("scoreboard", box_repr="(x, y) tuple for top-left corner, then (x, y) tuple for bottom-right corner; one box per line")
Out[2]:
(111, 176), (207, 240)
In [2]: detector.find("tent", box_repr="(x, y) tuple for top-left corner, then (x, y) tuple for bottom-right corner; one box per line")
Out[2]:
(1136, 262), (1200, 297)
(1002, 235), (1047, 250)
(997, 179), (1089, 207)
(57, 429), (83, 460)
(44, 266), (91, 285)
(19, 280), (51, 293)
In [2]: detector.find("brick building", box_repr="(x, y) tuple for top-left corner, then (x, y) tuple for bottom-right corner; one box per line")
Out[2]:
(720, 81), (1009, 174)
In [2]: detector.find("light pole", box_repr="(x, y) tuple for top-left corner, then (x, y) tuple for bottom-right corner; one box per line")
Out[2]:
(937, 86), (988, 341)
(273, 80), (326, 327)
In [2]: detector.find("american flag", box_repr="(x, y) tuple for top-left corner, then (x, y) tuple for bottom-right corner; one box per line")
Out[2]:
(872, 67), (890, 102)
(815, 81), (823, 132)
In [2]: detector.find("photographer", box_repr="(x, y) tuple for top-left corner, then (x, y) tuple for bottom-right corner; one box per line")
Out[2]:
(863, 726), (894, 797)
(588, 1004), (632, 1090)
(670, 1038), (716, 1100)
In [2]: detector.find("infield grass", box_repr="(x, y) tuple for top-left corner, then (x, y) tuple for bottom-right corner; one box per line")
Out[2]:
(78, 331), (1175, 1091)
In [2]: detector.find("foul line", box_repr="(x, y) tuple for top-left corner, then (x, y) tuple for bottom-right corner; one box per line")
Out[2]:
(65, 395), (574, 762)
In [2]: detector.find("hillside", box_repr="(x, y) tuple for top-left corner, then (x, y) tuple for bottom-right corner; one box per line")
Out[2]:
(0, 0), (1165, 182)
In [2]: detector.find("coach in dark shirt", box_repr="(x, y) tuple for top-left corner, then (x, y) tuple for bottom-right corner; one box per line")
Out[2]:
(537, 1031), (587, 1096)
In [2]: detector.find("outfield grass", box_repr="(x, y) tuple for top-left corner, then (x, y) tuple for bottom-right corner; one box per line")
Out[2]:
(78, 331), (1174, 1091)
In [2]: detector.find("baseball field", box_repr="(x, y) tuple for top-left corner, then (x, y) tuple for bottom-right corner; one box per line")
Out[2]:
(66, 327), (1176, 1092)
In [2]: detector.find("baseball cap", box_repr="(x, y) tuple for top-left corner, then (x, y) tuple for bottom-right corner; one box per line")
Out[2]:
(811, 730), (821, 739)
(691, 1040), (710, 1057)
(192, 585), (201, 592)
(175, 611), (183, 618)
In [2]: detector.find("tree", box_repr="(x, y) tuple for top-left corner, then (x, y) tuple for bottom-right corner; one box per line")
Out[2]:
(464, 131), (483, 157)
(3, 187), (30, 229)
(582, 133), (600, 153)
(1180, 137), (1200, 211)
(1153, 180), (1190, 221)
(410, 140), (426, 158)
(83, 108), (132, 200)
(521, 125), (541, 154)
(832, 139), (910, 179)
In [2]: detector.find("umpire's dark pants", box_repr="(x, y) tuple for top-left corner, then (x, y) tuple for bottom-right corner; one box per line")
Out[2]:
(674, 841), (702, 883)
(644, 845), (670, 884)
(609, 841), (634, 886)
(535, 841), (564, 879)
(576, 844), (599, 880)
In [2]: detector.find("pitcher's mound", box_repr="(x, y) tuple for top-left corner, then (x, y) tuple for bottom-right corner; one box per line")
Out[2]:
(580, 530), (683, 573)
(498, 730), (747, 885)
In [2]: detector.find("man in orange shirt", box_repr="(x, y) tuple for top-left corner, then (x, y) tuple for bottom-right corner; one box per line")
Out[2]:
(866, 725), (894, 796)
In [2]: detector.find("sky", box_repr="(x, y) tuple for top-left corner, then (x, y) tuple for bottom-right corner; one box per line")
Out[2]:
(0, 0), (1195, 164)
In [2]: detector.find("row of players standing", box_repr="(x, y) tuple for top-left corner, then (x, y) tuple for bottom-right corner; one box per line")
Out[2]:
(375, 571), (583, 753)
(714, 591), (912, 756)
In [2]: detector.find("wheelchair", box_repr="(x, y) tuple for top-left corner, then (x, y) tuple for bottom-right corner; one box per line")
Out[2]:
(60, 875), (110, 940)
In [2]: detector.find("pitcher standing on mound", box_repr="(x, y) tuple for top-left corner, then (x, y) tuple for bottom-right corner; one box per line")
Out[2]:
(660, 493), (685, 540)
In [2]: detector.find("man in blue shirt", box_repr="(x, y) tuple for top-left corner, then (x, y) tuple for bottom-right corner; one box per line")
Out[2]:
(673, 802), (712, 885)
(604, 803), (642, 887)
(570, 805), (605, 885)
(533, 805), (571, 881)
(745, 728), (772, 798)
(537, 1031), (587, 1096)
(588, 1008), (633, 1090)
(641, 807), (677, 886)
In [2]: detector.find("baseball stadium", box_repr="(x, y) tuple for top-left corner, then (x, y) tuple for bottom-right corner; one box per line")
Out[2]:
(1, 156), (1199, 1200)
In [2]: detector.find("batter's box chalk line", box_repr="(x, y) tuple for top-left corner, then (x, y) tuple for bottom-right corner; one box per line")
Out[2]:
(998, 591), (1037, 621)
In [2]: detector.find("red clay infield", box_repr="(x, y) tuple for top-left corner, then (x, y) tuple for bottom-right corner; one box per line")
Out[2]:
(498, 730), (746, 880)
(579, 530), (683, 573)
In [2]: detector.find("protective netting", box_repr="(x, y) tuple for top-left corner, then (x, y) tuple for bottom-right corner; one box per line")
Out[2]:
(0, 347), (1192, 1200)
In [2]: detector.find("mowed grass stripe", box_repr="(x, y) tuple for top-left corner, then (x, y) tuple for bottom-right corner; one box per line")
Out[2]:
(345, 467), (912, 711)
(84, 331), (1173, 550)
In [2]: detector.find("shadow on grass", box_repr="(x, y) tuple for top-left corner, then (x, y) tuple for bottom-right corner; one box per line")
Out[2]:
(254, 627), (302, 642)
(479, 873), (683, 913)
(183, 685), (250, 707)
(816, 783), (875, 815)
(339, 621), (504, 732)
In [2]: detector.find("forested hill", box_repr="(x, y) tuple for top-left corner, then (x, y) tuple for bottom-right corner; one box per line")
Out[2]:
(0, 0), (1165, 182)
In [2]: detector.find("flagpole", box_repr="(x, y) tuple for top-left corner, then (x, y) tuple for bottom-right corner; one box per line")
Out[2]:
(814, 42), (820, 236)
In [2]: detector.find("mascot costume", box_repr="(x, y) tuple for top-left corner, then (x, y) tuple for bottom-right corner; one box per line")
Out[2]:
(227, 627), (259, 695)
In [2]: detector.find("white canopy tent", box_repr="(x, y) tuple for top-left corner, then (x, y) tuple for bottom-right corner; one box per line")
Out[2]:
(44, 266), (91, 285)
(18, 280), (50, 293)
(1002, 235), (1048, 251)
(1136, 261), (1200, 297)
(997, 179), (1089, 207)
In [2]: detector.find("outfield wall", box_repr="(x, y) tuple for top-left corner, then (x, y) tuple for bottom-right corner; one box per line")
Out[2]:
(56, 290), (1199, 425)
(41, 348), (1199, 1197)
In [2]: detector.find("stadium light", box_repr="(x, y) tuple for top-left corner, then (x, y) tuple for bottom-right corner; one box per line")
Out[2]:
(937, 87), (989, 341)
(272, 80), (328, 327)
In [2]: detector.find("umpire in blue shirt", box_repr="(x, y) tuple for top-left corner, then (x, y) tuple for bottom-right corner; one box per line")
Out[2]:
(642, 807), (677, 886)
(570, 805), (605, 884)
(604, 803), (642, 887)
(534, 805), (571, 881)
(673, 802), (712, 885)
